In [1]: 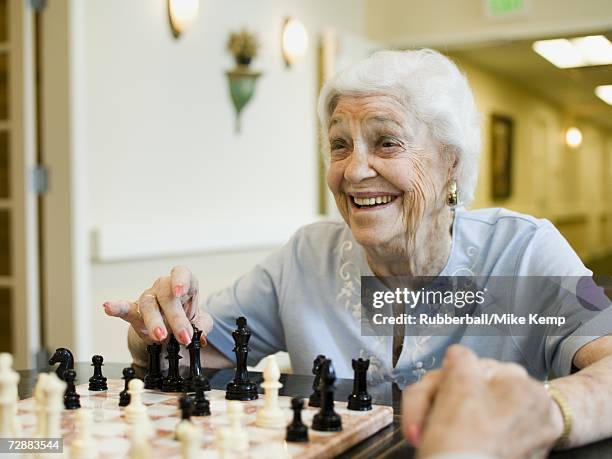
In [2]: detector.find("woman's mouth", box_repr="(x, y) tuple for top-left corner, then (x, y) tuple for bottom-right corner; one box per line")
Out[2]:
(349, 194), (399, 210)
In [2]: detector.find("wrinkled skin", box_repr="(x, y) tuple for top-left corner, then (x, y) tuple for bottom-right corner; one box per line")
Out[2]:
(325, 95), (455, 277)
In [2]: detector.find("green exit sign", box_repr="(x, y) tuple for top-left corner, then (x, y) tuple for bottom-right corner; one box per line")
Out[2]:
(486, 0), (529, 17)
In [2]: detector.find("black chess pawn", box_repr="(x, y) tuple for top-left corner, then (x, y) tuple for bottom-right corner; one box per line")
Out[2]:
(119, 367), (136, 407)
(88, 355), (108, 391)
(308, 354), (326, 407)
(161, 334), (184, 392)
(347, 358), (372, 411)
(184, 326), (209, 392)
(144, 343), (163, 390)
(63, 369), (80, 409)
(286, 397), (308, 442)
(192, 375), (211, 416)
(179, 395), (194, 422)
(225, 317), (258, 401)
(311, 359), (342, 432)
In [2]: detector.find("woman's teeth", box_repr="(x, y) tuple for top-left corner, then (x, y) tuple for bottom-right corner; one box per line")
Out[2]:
(352, 195), (395, 206)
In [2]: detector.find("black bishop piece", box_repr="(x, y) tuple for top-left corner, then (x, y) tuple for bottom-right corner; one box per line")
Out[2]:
(63, 369), (80, 409)
(119, 367), (136, 407)
(161, 334), (184, 392)
(311, 358), (342, 432)
(286, 397), (309, 442)
(144, 343), (162, 390)
(88, 355), (108, 391)
(192, 375), (211, 416)
(225, 317), (258, 401)
(308, 354), (326, 407)
(347, 358), (372, 411)
(184, 326), (210, 392)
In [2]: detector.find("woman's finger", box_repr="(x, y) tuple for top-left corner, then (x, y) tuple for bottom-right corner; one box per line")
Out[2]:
(137, 290), (167, 342)
(155, 276), (193, 345)
(103, 300), (151, 342)
(171, 265), (193, 298)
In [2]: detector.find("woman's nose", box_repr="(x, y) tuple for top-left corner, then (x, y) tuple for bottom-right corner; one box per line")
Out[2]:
(344, 150), (377, 184)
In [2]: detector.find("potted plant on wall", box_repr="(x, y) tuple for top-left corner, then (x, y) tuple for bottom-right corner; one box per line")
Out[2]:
(226, 29), (262, 132)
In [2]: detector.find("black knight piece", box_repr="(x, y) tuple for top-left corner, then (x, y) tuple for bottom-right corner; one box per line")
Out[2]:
(311, 359), (342, 432)
(48, 348), (74, 381)
(184, 326), (210, 392)
(192, 375), (211, 416)
(347, 358), (372, 411)
(63, 369), (80, 409)
(119, 367), (136, 407)
(308, 354), (327, 407)
(286, 397), (309, 442)
(144, 343), (163, 390)
(88, 355), (108, 391)
(161, 334), (184, 392)
(225, 317), (258, 401)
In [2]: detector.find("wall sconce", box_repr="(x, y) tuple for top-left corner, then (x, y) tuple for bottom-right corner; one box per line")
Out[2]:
(167, 0), (199, 39)
(281, 17), (308, 67)
(226, 29), (262, 132)
(565, 127), (583, 149)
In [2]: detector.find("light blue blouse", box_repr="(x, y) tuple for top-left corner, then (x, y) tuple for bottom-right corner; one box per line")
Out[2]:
(204, 207), (612, 385)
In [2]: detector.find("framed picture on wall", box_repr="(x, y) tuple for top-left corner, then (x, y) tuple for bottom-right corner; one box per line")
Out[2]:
(490, 114), (514, 200)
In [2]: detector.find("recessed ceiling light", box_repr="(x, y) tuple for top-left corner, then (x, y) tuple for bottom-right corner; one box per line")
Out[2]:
(595, 85), (612, 105)
(532, 35), (612, 68)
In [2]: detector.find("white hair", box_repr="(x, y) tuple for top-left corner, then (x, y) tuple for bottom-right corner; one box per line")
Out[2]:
(318, 48), (481, 207)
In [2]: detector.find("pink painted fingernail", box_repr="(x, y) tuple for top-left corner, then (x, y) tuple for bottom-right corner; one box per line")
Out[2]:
(406, 424), (421, 447)
(173, 285), (184, 298)
(179, 328), (191, 344)
(154, 327), (166, 341)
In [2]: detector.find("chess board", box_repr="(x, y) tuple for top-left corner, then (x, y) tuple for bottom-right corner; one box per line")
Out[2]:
(17, 379), (394, 458)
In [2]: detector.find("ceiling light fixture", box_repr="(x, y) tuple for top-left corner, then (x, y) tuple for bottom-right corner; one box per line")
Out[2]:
(532, 35), (612, 68)
(595, 85), (612, 105)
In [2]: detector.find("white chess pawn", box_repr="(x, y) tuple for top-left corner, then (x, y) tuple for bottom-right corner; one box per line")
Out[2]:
(124, 379), (152, 436)
(226, 401), (248, 453)
(34, 373), (50, 437)
(255, 355), (285, 428)
(0, 353), (21, 437)
(215, 427), (233, 459)
(176, 421), (200, 459)
(128, 415), (152, 459)
(71, 409), (97, 459)
(44, 373), (66, 438)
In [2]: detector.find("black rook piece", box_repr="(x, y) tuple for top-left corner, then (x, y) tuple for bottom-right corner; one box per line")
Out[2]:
(144, 343), (162, 390)
(225, 317), (258, 401)
(119, 367), (136, 407)
(308, 354), (327, 408)
(347, 358), (372, 411)
(184, 326), (210, 392)
(179, 395), (194, 422)
(63, 369), (80, 410)
(192, 375), (211, 416)
(161, 335), (184, 392)
(88, 355), (108, 391)
(286, 397), (309, 442)
(311, 359), (342, 432)
(49, 348), (74, 381)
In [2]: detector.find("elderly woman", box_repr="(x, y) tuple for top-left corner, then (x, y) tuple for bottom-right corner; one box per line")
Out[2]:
(105, 49), (612, 453)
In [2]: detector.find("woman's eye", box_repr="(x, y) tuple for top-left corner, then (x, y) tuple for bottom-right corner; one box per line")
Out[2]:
(331, 140), (347, 150)
(380, 137), (399, 148)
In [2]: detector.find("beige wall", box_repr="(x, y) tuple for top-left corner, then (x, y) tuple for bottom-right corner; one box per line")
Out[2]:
(455, 58), (612, 260)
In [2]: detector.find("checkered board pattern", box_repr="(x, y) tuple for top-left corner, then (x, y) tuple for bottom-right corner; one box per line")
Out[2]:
(17, 379), (394, 458)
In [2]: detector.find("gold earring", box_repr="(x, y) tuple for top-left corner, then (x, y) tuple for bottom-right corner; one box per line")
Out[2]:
(447, 180), (458, 208)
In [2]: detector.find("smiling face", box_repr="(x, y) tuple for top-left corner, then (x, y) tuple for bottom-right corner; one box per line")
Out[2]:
(326, 95), (454, 252)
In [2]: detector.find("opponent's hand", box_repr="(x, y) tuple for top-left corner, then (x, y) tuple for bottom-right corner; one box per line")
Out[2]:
(102, 266), (212, 346)
(403, 345), (562, 459)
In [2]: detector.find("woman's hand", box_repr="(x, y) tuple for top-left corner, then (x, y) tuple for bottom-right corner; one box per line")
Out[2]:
(403, 345), (562, 459)
(103, 266), (212, 346)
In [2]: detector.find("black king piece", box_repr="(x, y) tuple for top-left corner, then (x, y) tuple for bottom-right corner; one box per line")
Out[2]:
(225, 316), (258, 400)
(184, 325), (210, 392)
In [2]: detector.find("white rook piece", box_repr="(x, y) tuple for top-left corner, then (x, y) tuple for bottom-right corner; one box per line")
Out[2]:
(71, 409), (97, 459)
(0, 353), (21, 437)
(255, 355), (285, 428)
(226, 401), (248, 453)
(44, 373), (66, 438)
